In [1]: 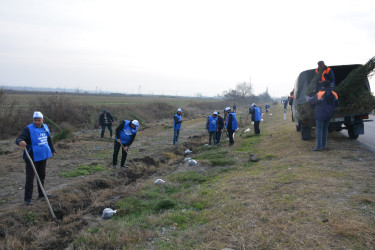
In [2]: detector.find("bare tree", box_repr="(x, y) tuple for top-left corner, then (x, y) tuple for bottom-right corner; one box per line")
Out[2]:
(223, 89), (242, 101)
(236, 82), (253, 97)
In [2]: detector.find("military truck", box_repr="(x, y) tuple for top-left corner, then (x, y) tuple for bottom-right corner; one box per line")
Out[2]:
(292, 64), (372, 140)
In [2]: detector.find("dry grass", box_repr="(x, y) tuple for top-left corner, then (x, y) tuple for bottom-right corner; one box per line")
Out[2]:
(1, 104), (375, 249)
(124, 105), (375, 249)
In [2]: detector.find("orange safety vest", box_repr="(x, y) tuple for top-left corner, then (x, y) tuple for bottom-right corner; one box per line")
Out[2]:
(315, 68), (332, 82)
(317, 90), (338, 100)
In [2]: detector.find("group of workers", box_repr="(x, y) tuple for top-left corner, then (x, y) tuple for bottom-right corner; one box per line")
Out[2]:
(15, 103), (263, 205)
(14, 60), (338, 205)
(203, 102), (265, 146)
(15, 99), (269, 205)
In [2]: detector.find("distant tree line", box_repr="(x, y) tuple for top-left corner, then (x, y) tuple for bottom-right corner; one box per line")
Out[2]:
(222, 82), (273, 104)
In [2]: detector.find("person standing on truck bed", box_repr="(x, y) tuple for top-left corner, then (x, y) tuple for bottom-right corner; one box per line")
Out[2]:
(316, 61), (335, 91)
(306, 81), (339, 151)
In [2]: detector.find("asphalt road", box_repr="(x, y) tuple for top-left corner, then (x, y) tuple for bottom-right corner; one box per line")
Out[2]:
(341, 115), (375, 152)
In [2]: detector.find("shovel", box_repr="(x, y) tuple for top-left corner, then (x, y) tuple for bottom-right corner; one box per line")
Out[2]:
(24, 148), (59, 226)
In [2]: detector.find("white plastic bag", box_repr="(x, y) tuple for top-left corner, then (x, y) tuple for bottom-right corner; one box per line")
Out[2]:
(102, 208), (117, 219)
(154, 179), (166, 184)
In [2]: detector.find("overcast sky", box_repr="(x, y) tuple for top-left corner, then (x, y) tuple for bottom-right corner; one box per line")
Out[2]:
(1, 0), (374, 97)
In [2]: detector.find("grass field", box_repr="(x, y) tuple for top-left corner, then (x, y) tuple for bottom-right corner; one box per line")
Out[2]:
(1, 103), (374, 249)
(3, 91), (216, 106)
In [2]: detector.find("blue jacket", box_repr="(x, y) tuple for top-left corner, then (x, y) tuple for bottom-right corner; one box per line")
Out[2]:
(16, 124), (56, 162)
(206, 115), (218, 132)
(226, 112), (238, 130)
(27, 123), (53, 162)
(250, 106), (261, 122)
(115, 120), (138, 145)
(173, 114), (182, 130)
(307, 89), (339, 121)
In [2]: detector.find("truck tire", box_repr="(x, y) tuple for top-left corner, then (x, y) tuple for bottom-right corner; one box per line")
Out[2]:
(301, 124), (312, 140)
(348, 126), (359, 140)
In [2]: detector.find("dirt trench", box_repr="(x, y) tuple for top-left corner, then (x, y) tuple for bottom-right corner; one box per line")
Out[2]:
(0, 116), (208, 249)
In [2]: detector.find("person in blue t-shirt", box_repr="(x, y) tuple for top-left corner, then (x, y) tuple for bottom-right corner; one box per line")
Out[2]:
(225, 107), (238, 145)
(113, 120), (139, 169)
(249, 103), (262, 135)
(265, 104), (270, 113)
(16, 111), (56, 205)
(206, 111), (218, 145)
(173, 108), (183, 145)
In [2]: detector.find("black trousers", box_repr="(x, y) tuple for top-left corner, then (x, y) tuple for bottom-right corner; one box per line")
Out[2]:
(228, 129), (235, 145)
(113, 141), (128, 166)
(208, 131), (217, 145)
(25, 158), (47, 201)
(254, 121), (260, 134)
(216, 131), (222, 144)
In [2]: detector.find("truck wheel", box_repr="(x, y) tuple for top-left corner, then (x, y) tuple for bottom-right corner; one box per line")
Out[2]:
(348, 126), (359, 140)
(301, 125), (312, 140)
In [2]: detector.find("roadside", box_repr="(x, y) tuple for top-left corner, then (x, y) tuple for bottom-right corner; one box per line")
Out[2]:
(341, 114), (375, 153)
